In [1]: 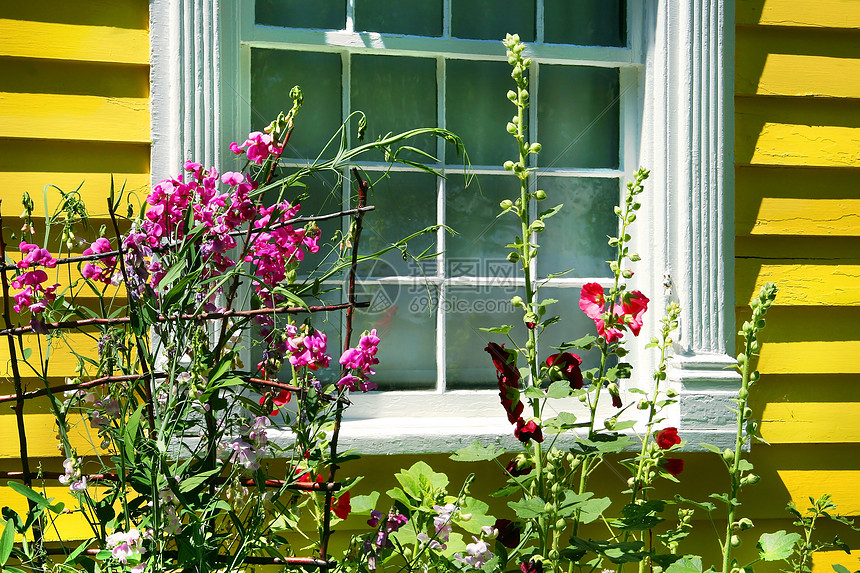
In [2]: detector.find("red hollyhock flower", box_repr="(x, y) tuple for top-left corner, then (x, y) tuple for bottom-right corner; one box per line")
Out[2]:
(333, 490), (351, 520)
(494, 519), (522, 549)
(486, 343), (524, 425)
(655, 427), (681, 450)
(514, 417), (544, 444)
(521, 559), (544, 573)
(545, 352), (583, 390)
(663, 458), (684, 476)
(505, 457), (532, 477)
(621, 290), (649, 336)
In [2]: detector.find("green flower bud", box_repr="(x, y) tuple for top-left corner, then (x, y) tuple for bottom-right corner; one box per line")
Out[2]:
(722, 448), (735, 463)
(500, 199), (513, 210)
(736, 517), (754, 530)
(730, 535), (741, 547)
(507, 90), (517, 102)
(637, 400), (650, 410)
(530, 220), (545, 233)
(666, 388), (679, 398)
(738, 387), (749, 400)
(529, 142), (541, 153)
(504, 160), (516, 171)
(555, 518), (566, 530)
(534, 189), (547, 200)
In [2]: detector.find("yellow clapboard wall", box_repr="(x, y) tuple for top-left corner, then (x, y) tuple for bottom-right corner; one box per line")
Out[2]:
(735, 2), (860, 566)
(0, 0), (150, 534)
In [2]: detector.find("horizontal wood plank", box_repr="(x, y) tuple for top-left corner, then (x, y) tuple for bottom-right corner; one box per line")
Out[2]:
(778, 470), (860, 516)
(0, 413), (101, 459)
(737, 0), (860, 29)
(756, 341), (859, 375)
(738, 53), (860, 99)
(763, 404), (860, 444)
(6, 172), (150, 216)
(0, 92), (149, 144)
(0, 19), (148, 65)
(737, 260), (860, 306)
(0, 482), (97, 540)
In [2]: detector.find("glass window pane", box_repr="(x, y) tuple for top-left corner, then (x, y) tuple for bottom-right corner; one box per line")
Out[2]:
(351, 54), (437, 160)
(358, 171), (437, 277)
(544, 0), (626, 47)
(451, 0), (535, 42)
(251, 49), (342, 160)
(446, 286), (528, 389)
(446, 174), (522, 276)
(536, 177), (617, 278)
(256, 0), (346, 30)
(446, 60), (519, 166)
(537, 286), (615, 375)
(288, 169), (344, 277)
(355, 0), (442, 36)
(354, 286), (437, 390)
(537, 65), (619, 169)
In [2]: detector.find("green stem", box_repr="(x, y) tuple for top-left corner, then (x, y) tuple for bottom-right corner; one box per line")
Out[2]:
(723, 346), (751, 573)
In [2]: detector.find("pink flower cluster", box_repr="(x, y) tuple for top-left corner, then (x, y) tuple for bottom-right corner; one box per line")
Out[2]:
(82, 238), (116, 284)
(11, 242), (59, 314)
(285, 323), (331, 371)
(229, 131), (283, 165)
(337, 329), (381, 392)
(579, 283), (649, 344)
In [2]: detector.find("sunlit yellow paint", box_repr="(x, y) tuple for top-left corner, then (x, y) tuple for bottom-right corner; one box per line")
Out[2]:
(763, 404), (860, 444)
(737, 122), (860, 167)
(0, 333), (98, 379)
(737, 198), (860, 236)
(737, 262), (860, 306)
(777, 471), (860, 516)
(737, 0), (860, 29)
(8, 172), (150, 215)
(756, 341), (860, 375)
(0, 413), (103, 458)
(737, 54), (860, 99)
(0, 19), (148, 65)
(0, 92), (150, 143)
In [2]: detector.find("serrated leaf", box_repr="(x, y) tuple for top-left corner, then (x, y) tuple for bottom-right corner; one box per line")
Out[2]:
(522, 386), (546, 399)
(544, 412), (584, 433)
(579, 497), (612, 524)
(757, 530), (801, 561)
(665, 556), (704, 573)
(508, 497), (546, 519)
(450, 442), (505, 462)
(540, 380), (569, 400)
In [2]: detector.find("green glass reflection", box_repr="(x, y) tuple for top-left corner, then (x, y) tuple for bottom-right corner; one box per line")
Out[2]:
(355, 0), (442, 36)
(354, 285), (437, 390)
(446, 174), (522, 274)
(445, 286), (528, 389)
(251, 49), (342, 161)
(545, 0), (626, 47)
(536, 177), (617, 278)
(351, 54), (437, 160)
(446, 60), (519, 166)
(357, 171), (437, 277)
(451, 0), (535, 42)
(537, 65), (620, 169)
(256, 0), (346, 30)
(285, 169), (344, 277)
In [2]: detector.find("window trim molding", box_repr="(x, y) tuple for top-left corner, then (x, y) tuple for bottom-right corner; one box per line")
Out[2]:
(150, 0), (739, 452)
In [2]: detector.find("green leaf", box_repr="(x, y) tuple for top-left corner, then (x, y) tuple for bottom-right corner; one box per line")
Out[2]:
(123, 405), (145, 465)
(456, 496), (494, 534)
(579, 497), (612, 524)
(178, 467), (221, 493)
(700, 443), (723, 455)
(544, 412), (585, 433)
(64, 540), (92, 565)
(522, 386), (545, 399)
(737, 459), (754, 472)
(757, 530), (801, 561)
(508, 497), (547, 519)
(555, 334), (597, 351)
(547, 380), (572, 399)
(477, 325), (513, 334)
(386, 487), (413, 509)
(450, 442), (505, 462)
(21, 348), (32, 361)
(675, 494), (717, 512)
(0, 519), (15, 565)
(614, 500), (666, 531)
(350, 492), (380, 515)
(665, 556), (704, 573)
(539, 204), (564, 220)
(831, 565), (852, 573)
(8, 481), (52, 509)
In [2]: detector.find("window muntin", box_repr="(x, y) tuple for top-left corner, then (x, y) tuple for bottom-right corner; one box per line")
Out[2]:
(243, 0), (636, 396)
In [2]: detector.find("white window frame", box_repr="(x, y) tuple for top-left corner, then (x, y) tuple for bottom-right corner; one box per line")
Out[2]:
(150, 0), (737, 453)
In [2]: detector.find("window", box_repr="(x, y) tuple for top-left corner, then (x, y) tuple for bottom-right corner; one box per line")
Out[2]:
(151, 0), (737, 452)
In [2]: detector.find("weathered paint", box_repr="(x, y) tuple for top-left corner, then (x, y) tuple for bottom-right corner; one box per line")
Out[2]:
(737, 0), (860, 29)
(737, 261), (860, 306)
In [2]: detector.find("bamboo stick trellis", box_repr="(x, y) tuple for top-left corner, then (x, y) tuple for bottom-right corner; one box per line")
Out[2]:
(0, 167), (374, 571)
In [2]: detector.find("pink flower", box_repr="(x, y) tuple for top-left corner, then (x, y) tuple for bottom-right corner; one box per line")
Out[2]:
(579, 283), (649, 343)
(621, 290), (649, 336)
(579, 282), (605, 320)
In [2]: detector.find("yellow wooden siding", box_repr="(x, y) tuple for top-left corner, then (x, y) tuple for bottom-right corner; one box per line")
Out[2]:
(735, 0), (860, 528)
(0, 1), (150, 522)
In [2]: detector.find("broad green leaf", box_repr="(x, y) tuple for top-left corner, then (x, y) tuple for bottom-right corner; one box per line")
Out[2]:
(579, 497), (612, 524)
(508, 497), (547, 519)
(478, 325), (513, 334)
(544, 412), (585, 433)
(123, 405), (145, 465)
(614, 500), (666, 531)
(450, 442), (505, 462)
(699, 443), (723, 455)
(386, 487), (413, 509)
(547, 380), (572, 399)
(21, 348), (32, 361)
(400, 461), (448, 492)
(522, 386), (545, 399)
(757, 530), (801, 561)
(831, 565), (852, 573)
(665, 556), (704, 573)
(737, 459), (754, 472)
(555, 334), (597, 351)
(456, 496), (494, 534)
(0, 519), (14, 564)
(178, 468), (221, 493)
(350, 492), (380, 515)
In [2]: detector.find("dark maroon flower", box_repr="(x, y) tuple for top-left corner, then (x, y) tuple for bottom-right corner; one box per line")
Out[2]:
(486, 343), (524, 425)
(655, 427), (681, 450)
(545, 352), (583, 389)
(499, 385), (524, 424)
(526, 321), (536, 330)
(505, 457), (532, 477)
(663, 458), (684, 476)
(607, 382), (622, 408)
(494, 519), (522, 549)
(521, 559), (543, 573)
(514, 417), (544, 444)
